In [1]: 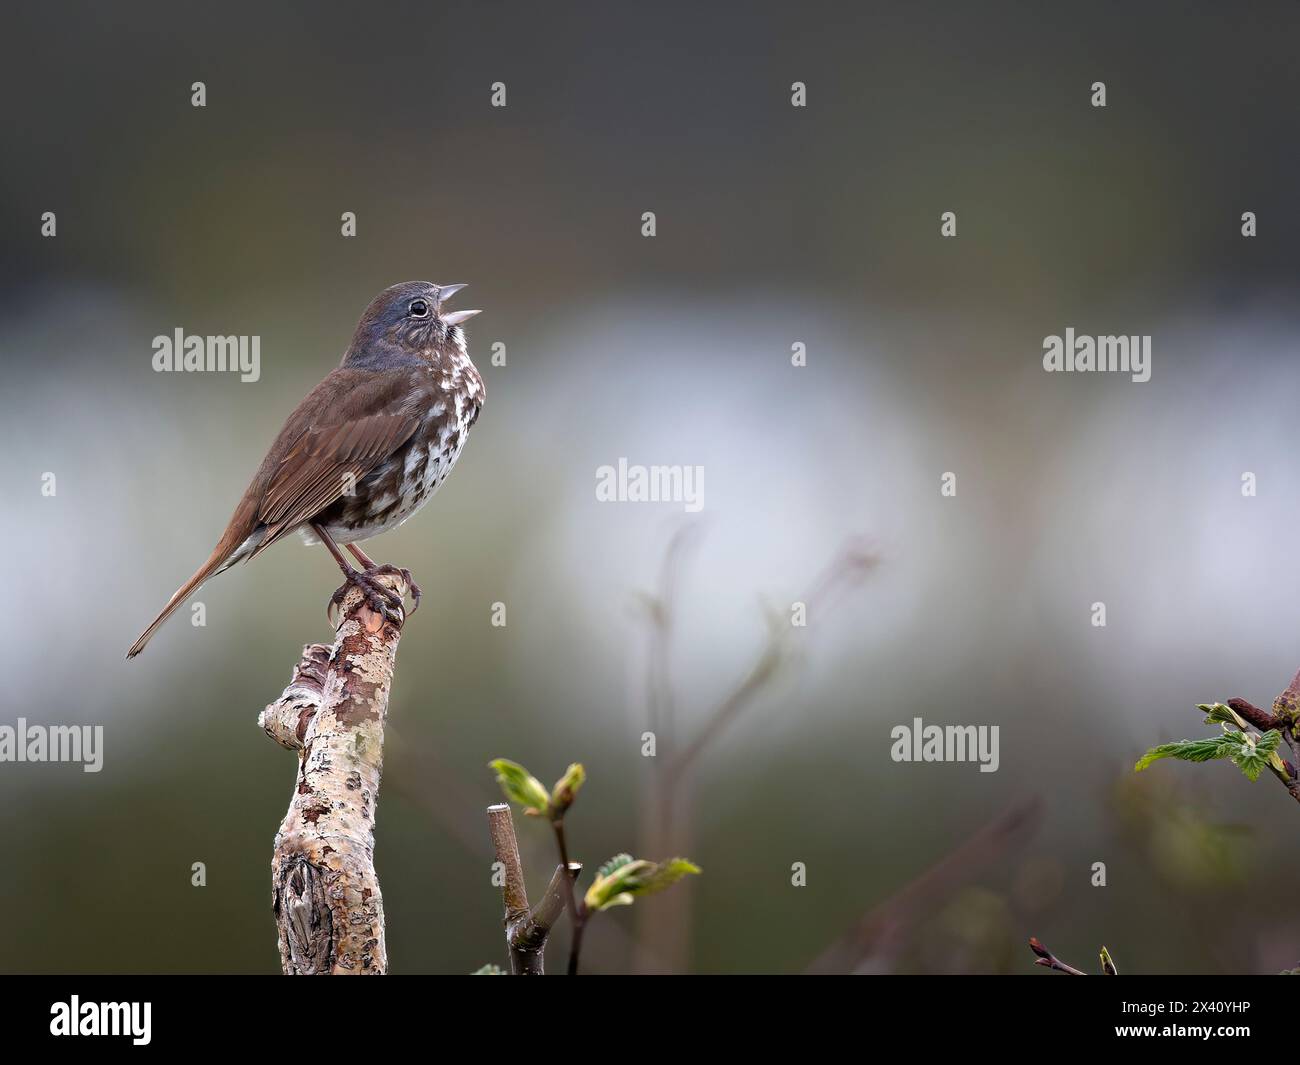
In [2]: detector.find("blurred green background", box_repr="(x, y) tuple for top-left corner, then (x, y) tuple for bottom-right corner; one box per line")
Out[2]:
(3, 1), (1300, 973)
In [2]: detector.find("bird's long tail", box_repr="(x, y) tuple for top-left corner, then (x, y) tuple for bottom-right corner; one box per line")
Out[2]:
(126, 540), (247, 658)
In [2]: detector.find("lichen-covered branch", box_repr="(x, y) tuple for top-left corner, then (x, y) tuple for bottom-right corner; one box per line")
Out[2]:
(486, 803), (575, 975)
(261, 576), (408, 975)
(259, 643), (331, 749)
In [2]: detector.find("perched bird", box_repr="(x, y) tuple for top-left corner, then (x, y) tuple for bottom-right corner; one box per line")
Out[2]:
(127, 281), (484, 658)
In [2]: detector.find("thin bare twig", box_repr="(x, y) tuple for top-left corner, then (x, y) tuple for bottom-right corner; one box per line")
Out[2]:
(635, 532), (879, 973)
(1029, 937), (1089, 976)
(666, 537), (880, 784)
(807, 796), (1043, 974)
(550, 818), (590, 975)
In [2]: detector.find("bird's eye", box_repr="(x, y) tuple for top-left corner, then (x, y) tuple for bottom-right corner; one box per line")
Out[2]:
(409, 299), (430, 318)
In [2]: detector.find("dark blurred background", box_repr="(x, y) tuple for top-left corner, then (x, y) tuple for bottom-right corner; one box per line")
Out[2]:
(3, 0), (1300, 974)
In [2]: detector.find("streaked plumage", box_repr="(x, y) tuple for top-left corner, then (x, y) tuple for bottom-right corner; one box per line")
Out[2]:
(127, 280), (483, 658)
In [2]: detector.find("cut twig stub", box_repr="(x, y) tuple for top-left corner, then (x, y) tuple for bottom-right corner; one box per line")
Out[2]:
(486, 803), (575, 975)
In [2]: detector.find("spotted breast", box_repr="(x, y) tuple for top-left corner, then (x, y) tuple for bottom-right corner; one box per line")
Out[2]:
(310, 344), (485, 545)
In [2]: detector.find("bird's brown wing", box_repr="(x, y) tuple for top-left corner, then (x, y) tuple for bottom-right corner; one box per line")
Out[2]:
(127, 367), (427, 657)
(248, 407), (421, 558)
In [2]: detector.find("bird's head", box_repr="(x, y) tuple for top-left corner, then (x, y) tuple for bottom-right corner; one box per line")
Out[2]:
(348, 280), (481, 360)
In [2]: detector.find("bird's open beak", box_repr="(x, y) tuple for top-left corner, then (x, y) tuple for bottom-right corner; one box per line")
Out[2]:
(436, 283), (480, 324)
(442, 308), (482, 325)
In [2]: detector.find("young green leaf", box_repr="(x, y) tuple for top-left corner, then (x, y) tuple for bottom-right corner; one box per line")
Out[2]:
(1134, 735), (1240, 772)
(471, 963), (506, 975)
(1099, 946), (1118, 975)
(583, 854), (701, 912)
(595, 853), (635, 879)
(635, 857), (702, 895)
(1199, 702), (1248, 730)
(488, 758), (551, 816)
(1230, 729), (1282, 782)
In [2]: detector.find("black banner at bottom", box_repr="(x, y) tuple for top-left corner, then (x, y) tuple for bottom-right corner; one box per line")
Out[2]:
(0, 974), (1285, 1050)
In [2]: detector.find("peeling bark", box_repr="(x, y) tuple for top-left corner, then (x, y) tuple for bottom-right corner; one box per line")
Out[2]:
(259, 643), (331, 750)
(261, 580), (407, 975)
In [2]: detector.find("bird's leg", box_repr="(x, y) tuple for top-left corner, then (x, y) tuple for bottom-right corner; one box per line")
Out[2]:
(345, 543), (422, 615)
(345, 543), (376, 568)
(313, 523), (405, 626)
